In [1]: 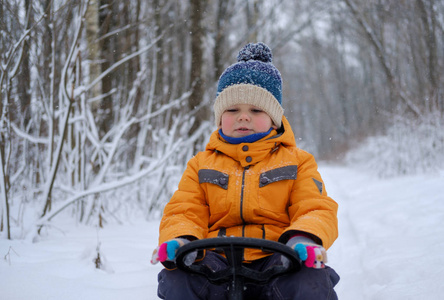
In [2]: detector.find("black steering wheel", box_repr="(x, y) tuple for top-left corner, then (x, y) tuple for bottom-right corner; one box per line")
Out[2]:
(175, 237), (301, 300)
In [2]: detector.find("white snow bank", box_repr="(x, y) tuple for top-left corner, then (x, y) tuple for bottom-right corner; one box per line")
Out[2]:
(1, 220), (163, 300)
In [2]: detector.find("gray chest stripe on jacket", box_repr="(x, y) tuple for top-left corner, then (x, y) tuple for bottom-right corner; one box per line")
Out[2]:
(198, 169), (229, 190)
(259, 165), (298, 187)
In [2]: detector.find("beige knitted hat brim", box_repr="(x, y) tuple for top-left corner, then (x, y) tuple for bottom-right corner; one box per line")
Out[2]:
(214, 84), (284, 128)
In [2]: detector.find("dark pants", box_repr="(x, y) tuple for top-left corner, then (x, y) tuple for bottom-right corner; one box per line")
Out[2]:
(158, 252), (340, 300)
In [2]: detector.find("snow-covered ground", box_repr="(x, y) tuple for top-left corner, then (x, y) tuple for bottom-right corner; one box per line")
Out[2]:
(1, 164), (443, 299)
(322, 165), (444, 299)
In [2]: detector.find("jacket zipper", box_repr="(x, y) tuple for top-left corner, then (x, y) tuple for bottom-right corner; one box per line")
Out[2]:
(240, 166), (249, 236)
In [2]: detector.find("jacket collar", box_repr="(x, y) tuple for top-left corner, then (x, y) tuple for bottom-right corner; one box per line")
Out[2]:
(206, 116), (296, 167)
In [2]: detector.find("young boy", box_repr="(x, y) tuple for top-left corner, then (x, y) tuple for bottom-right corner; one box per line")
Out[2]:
(152, 42), (340, 299)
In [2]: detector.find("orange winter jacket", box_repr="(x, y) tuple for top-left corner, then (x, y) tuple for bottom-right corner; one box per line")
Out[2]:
(158, 116), (338, 261)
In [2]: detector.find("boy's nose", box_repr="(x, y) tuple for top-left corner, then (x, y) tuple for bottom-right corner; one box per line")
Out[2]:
(238, 112), (251, 121)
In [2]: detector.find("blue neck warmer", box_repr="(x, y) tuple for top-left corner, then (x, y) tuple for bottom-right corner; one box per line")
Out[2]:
(219, 128), (273, 144)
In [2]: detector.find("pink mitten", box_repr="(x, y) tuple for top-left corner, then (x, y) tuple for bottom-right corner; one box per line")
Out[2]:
(287, 235), (327, 269)
(151, 238), (196, 266)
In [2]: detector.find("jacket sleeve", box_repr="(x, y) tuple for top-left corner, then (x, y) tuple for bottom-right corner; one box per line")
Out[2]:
(158, 155), (209, 245)
(279, 149), (338, 250)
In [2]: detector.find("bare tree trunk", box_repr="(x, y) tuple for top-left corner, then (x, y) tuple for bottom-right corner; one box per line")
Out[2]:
(17, 0), (32, 128)
(0, 0), (7, 237)
(41, 84), (75, 218)
(175, 3), (188, 97)
(213, 0), (232, 81)
(129, 0), (141, 114)
(416, 0), (440, 113)
(153, 0), (165, 105)
(0, 145), (10, 239)
(188, 0), (207, 135)
(0, 0), (35, 238)
(98, 0), (113, 134)
(86, 0), (102, 99)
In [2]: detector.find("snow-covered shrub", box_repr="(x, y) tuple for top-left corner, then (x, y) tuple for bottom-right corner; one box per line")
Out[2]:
(345, 114), (444, 177)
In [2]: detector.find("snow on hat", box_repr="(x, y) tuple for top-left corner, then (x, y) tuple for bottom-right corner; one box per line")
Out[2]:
(214, 42), (284, 128)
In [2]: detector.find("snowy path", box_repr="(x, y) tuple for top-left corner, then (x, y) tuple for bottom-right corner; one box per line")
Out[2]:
(322, 165), (444, 300)
(321, 165), (368, 298)
(1, 165), (443, 299)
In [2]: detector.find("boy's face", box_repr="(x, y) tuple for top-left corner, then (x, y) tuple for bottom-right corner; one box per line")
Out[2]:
(219, 104), (277, 138)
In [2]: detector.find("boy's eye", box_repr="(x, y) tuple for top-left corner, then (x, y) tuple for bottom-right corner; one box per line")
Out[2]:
(226, 108), (238, 112)
(251, 108), (263, 113)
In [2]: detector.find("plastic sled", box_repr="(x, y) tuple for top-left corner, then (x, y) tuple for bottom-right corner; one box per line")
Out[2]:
(175, 237), (301, 300)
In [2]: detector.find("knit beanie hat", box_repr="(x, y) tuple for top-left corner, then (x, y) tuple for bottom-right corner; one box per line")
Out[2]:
(214, 42), (284, 128)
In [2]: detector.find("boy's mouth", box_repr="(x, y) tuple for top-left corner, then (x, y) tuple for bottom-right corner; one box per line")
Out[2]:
(236, 127), (252, 134)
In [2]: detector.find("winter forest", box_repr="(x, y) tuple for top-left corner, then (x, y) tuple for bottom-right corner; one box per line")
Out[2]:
(1, 0), (444, 249)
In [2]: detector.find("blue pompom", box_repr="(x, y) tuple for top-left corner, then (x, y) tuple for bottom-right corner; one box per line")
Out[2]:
(166, 240), (180, 260)
(295, 243), (308, 261)
(237, 42), (273, 63)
